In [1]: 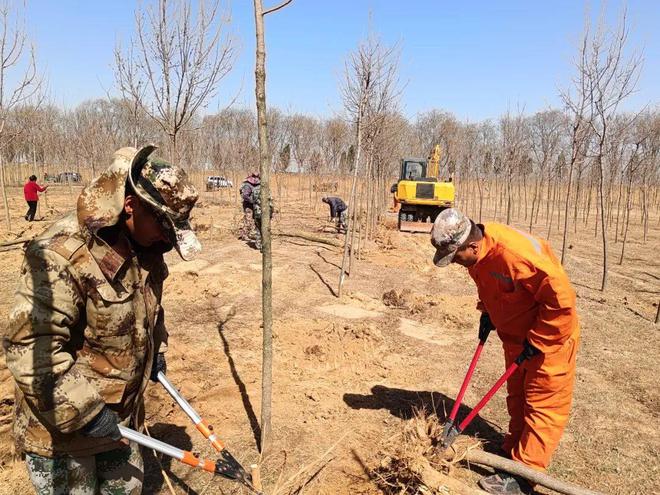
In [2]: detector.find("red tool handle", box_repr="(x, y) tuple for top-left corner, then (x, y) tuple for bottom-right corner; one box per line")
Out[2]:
(457, 360), (521, 433)
(448, 339), (486, 422)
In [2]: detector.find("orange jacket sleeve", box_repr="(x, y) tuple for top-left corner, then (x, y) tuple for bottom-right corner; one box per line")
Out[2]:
(514, 260), (577, 353)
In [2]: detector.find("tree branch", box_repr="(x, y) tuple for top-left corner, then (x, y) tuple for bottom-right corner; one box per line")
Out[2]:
(262, 0), (293, 16)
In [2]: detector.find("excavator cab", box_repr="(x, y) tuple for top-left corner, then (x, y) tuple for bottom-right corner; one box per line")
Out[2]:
(393, 145), (455, 232)
(401, 160), (427, 181)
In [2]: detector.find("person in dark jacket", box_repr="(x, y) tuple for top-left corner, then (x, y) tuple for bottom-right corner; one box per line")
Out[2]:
(238, 172), (260, 241)
(23, 175), (48, 221)
(322, 196), (347, 232)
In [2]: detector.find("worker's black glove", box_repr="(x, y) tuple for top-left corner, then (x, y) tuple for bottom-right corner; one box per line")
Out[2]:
(518, 340), (541, 362)
(478, 313), (495, 341)
(82, 406), (121, 441)
(150, 352), (166, 382)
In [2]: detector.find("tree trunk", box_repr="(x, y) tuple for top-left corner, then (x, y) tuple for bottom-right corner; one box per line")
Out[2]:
(618, 171), (633, 265)
(462, 450), (605, 495)
(597, 155), (608, 291)
(561, 159), (575, 264)
(364, 153), (372, 243)
(1, 154), (11, 232)
(585, 179), (593, 226)
(253, 0), (273, 453)
(573, 170), (582, 233)
(506, 170), (512, 225)
(477, 176), (484, 223)
(338, 112), (364, 297)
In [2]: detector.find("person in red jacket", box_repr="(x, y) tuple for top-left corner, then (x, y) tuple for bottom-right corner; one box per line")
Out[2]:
(23, 175), (48, 221)
(430, 208), (579, 495)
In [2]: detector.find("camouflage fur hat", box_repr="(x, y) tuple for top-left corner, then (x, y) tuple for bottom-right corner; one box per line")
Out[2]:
(430, 208), (472, 267)
(127, 146), (201, 261)
(77, 145), (201, 261)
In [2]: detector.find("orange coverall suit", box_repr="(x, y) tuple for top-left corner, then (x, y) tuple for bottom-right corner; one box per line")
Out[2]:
(467, 223), (579, 471)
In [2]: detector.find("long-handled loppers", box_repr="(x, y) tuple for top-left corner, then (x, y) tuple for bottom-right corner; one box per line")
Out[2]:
(119, 372), (261, 494)
(440, 329), (531, 451)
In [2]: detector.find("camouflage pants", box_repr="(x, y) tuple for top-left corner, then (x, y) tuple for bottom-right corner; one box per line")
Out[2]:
(238, 207), (256, 241)
(253, 216), (262, 249)
(26, 442), (143, 495)
(338, 210), (348, 232)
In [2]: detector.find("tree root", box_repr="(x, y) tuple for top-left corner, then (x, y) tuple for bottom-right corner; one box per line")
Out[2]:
(409, 456), (490, 494)
(0, 236), (33, 247)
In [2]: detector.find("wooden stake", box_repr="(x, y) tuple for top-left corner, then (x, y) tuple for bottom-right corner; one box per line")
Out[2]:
(250, 464), (263, 491)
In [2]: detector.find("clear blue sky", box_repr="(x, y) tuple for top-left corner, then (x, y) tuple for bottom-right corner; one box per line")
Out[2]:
(27, 0), (659, 121)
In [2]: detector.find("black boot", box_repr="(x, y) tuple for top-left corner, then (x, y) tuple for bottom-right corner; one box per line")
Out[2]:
(478, 473), (533, 495)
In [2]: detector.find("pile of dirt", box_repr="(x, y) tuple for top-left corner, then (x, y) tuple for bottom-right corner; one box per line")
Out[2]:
(382, 289), (439, 315)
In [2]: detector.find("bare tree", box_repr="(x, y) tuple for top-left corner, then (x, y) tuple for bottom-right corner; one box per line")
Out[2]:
(337, 34), (401, 297)
(0, 1), (42, 231)
(114, 0), (235, 161)
(529, 110), (565, 234)
(499, 107), (527, 225)
(320, 117), (350, 173)
(69, 99), (126, 179)
(580, 10), (643, 290)
(560, 25), (593, 264)
(253, 0), (293, 457)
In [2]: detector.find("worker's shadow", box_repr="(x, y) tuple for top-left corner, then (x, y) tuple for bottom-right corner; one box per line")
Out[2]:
(343, 385), (504, 451)
(143, 423), (200, 494)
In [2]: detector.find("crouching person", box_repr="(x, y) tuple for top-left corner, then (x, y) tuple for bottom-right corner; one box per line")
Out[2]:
(3, 145), (201, 494)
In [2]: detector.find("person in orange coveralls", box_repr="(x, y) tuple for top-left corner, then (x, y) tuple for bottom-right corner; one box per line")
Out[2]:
(430, 208), (579, 495)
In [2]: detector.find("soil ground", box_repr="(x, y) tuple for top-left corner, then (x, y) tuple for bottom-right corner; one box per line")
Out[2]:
(0, 184), (658, 495)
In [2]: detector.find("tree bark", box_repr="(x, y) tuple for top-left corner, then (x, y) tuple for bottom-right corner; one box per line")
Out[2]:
(253, 0), (273, 453)
(597, 154), (608, 291)
(338, 109), (364, 297)
(618, 170), (634, 265)
(1, 154), (11, 232)
(561, 159), (575, 264)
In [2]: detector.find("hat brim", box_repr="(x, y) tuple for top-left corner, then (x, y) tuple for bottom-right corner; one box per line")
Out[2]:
(169, 218), (202, 261)
(433, 247), (456, 267)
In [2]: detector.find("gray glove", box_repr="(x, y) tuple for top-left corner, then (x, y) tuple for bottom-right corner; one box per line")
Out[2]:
(82, 406), (121, 441)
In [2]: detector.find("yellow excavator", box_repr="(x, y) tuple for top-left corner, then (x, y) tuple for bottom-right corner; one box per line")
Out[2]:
(392, 145), (455, 232)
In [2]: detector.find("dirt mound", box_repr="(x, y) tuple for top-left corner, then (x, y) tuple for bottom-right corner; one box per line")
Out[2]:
(382, 289), (439, 315)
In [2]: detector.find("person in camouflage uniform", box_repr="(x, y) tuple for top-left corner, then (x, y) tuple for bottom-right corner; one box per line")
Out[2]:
(3, 145), (201, 494)
(250, 180), (273, 251)
(238, 173), (260, 242)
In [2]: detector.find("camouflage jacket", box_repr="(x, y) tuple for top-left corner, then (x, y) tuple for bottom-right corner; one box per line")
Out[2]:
(3, 148), (168, 457)
(250, 183), (273, 219)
